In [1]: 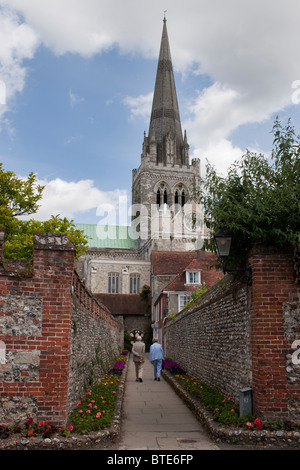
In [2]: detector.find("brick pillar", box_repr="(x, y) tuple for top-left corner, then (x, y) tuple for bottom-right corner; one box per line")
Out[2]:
(33, 233), (75, 426)
(249, 244), (298, 421)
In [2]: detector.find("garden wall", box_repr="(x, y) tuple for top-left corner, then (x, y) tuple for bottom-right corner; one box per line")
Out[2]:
(164, 244), (300, 422)
(68, 271), (123, 417)
(164, 276), (251, 402)
(0, 231), (123, 427)
(248, 244), (300, 422)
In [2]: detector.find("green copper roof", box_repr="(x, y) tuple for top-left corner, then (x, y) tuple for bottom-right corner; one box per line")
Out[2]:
(75, 224), (139, 249)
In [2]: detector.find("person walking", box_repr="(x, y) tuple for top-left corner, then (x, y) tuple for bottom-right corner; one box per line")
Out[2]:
(132, 335), (145, 382)
(150, 338), (164, 381)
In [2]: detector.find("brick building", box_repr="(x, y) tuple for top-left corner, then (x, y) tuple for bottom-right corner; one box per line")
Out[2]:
(152, 250), (222, 342)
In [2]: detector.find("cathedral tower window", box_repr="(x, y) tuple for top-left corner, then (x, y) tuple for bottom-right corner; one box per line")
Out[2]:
(163, 189), (168, 204)
(175, 190), (179, 205)
(156, 189), (161, 206)
(181, 191), (185, 207)
(130, 274), (140, 294)
(108, 272), (119, 293)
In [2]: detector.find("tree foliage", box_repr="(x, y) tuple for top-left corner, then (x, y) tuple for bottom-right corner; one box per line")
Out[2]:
(0, 164), (88, 259)
(197, 118), (300, 267)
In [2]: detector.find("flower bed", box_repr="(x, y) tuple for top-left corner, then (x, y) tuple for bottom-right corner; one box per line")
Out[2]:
(0, 418), (73, 440)
(162, 358), (300, 433)
(0, 351), (129, 445)
(70, 374), (120, 433)
(70, 353), (128, 433)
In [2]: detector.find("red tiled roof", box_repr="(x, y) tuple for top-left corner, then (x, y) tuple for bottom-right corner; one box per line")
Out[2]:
(162, 272), (185, 292)
(152, 250), (222, 294)
(184, 258), (202, 271)
(151, 249), (217, 275)
(151, 251), (196, 275)
(152, 250), (223, 290)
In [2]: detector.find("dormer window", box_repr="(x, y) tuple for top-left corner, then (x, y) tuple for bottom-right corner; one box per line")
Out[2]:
(185, 270), (201, 285)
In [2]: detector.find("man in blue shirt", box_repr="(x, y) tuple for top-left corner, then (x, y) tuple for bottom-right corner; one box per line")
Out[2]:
(149, 338), (165, 381)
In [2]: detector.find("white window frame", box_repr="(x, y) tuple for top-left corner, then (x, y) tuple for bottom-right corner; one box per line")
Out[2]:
(178, 293), (192, 311)
(185, 270), (201, 285)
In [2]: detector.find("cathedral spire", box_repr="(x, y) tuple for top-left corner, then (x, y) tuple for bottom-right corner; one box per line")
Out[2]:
(148, 18), (184, 165)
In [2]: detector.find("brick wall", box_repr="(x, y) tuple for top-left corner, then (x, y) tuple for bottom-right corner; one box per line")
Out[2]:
(68, 271), (123, 416)
(0, 231), (123, 427)
(248, 244), (300, 421)
(164, 276), (251, 402)
(164, 244), (300, 422)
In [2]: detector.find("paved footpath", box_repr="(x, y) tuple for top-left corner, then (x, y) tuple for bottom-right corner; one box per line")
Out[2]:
(108, 353), (219, 451)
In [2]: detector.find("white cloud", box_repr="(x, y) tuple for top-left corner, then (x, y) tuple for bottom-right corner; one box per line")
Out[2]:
(184, 83), (242, 147)
(64, 135), (82, 146)
(123, 92), (153, 121)
(1, 1), (300, 110)
(183, 82), (268, 175)
(22, 177), (129, 223)
(1, 0), (300, 176)
(192, 139), (244, 177)
(69, 89), (85, 108)
(0, 6), (40, 125)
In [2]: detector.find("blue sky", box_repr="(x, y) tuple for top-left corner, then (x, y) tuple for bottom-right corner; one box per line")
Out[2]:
(1, 0), (300, 225)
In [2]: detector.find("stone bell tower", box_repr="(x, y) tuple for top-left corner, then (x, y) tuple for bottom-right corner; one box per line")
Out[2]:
(132, 18), (203, 253)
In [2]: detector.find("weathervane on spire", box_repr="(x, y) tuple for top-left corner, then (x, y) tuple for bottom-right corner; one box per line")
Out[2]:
(163, 10), (167, 21)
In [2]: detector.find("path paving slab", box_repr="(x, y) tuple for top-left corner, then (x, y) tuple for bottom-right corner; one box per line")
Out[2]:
(115, 353), (219, 451)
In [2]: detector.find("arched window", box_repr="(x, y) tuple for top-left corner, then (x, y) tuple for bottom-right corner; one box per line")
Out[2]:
(130, 274), (140, 293)
(182, 191), (185, 207)
(175, 191), (179, 205)
(108, 273), (119, 293)
(156, 189), (161, 206)
(163, 189), (168, 204)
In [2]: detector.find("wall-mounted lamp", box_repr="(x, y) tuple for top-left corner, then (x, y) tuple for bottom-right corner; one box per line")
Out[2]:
(213, 225), (252, 286)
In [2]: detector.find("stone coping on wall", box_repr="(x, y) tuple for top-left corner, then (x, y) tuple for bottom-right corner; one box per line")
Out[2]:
(0, 354), (129, 451)
(162, 370), (300, 449)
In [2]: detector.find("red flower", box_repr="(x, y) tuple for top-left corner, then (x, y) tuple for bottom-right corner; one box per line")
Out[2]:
(254, 418), (263, 430)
